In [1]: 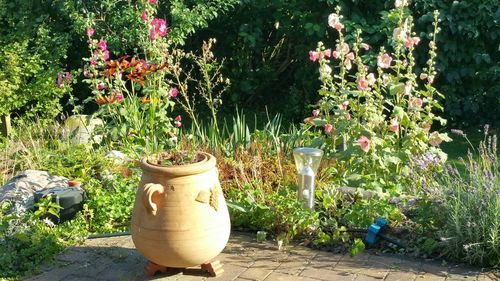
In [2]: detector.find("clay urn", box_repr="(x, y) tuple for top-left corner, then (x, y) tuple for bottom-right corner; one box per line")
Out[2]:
(131, 152), (230, 269)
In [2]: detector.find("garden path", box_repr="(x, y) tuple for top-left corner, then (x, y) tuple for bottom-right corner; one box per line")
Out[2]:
(26, 232), (496, 281)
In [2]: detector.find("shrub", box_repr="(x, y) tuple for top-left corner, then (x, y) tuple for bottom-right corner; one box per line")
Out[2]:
(436, 132), (499, 267)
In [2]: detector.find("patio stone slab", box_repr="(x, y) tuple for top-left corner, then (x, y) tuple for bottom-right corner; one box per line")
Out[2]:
(24, 232), (492, 281)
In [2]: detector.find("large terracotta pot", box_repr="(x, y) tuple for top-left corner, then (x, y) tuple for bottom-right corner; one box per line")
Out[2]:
(131, 152), (230, 268)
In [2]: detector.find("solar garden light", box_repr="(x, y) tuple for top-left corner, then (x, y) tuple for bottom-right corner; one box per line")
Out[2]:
(293, 147), (323, 210)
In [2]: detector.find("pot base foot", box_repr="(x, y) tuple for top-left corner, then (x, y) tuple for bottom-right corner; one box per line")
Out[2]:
(145, 261), (168, 276)
(201, 260), (224, 277)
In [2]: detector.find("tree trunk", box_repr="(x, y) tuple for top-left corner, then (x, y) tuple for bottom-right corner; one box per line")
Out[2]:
(1, 113), (12, 137)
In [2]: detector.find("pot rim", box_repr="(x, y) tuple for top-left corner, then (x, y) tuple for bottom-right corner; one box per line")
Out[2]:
(141, 151), (216, 176)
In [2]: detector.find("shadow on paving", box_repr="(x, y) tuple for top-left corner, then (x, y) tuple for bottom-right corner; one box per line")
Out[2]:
(23, 232), (496, 281)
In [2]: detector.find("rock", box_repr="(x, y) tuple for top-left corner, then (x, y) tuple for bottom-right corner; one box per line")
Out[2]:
(0, 170), (68, 216)
(105, 150), (130, 164)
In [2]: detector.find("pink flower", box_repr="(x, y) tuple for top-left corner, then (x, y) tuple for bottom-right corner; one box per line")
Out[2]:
(346, 52), (355, 61)
(312, 109), (320, 117)
(323, 124), (333, 134)
(334, 22), (344, 32)
(141, 11), (148, 21)
(65, 72), (71, 83)
(344, 59), (352, 70)
(83, 68), (89, 77)
(360, 43), (370, 50)
(98, 40), (107, 51)
(102, 50), (109, 61)
(323, 49), (332, 58)
(419, 73), (428, 80)
(411, 97), (423, 108)
(169, 87), (178, 98)
(150, 0), (156, 4)
(98, 83), (104, 91)
(332, 51), (340, 59)
(366, 73), (376, 86)
(150, 18), (168, 40)
(87, 27), (94, 38)
(328, 13), (340, 29)
(341, 101), (349, 110)
(90, 59), (97, 66)
(346, 112), (351, 121)
(390, 117), (399, 132)
(357, 77), (369, 91)
(428, 131), (442, 147)
(428, 75), (435, 84)
(57, 73), (63, 88)
(308, 50), (318, 62)
(115, 92), (123, 101)
(357, 136), (371, 152)
(405, 36), (421, 48)
(377, 53), (392, 69)
(336, 42), (349, 54)
(174, 115), (182, 127)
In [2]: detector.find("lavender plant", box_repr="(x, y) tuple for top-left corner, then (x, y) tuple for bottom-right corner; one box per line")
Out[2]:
(307, 2), (451, 193)
(436, 131), (499, 267)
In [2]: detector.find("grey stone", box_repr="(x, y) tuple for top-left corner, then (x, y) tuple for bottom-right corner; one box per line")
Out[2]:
(0, 170), (68, 216)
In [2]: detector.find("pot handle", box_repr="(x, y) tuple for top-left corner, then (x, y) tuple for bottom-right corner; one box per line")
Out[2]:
(142, 183), (164, 215)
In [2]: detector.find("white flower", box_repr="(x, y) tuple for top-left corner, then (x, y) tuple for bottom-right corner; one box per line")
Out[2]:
(395, 0), (408, 8)
(328, 13), (340, 28)
(320, 64), (332, 76)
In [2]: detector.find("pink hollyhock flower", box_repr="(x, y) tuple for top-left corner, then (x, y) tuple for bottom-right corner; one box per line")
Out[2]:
(341, 101), (349, 110)
(338, 42), (350, 54)
(323, 49), (332, 58)
(360, 43), (370, 50)
(115, 92), (123, 101)
(419, 73), (428, 80)
(141, 11), (148, 21)
(390, 117), (399, 132)
(377, 53), (392, 69)
(346, 52), (355, 61)
(57, 73), (63, 88)
(308, 50), (318, 62)
(90, 59), (97, 66)
(87, 27), (94, 38)
(357, 136), (371, 152)
(405, 36), (421, 48)
(65, 72), (71, 83)
(357, 77), (369, 91)
(346, 112), (351, 121)
(423, 122), (431, 133)
(411, 97), (423, 108)
(174, 115), (182, 127)
(366, 73), (376, 86)
(323, 124), (333, 134)
(169, 87), (178, 98)
(102, 50), (110, 61)
(428, 131), (442, 147)
(83, 68), (89, 77)
(150, 18), (168, 40)
(150, 0), (156, 4)
(317, 51), (325, 60)
(332, 51), (340, 59)
(97, 83), (105, 90)
(334, 22), (344, 32)
(312, 109), (320, 117)
(98, 40), (107, 51)
(328, 13), (340, 28)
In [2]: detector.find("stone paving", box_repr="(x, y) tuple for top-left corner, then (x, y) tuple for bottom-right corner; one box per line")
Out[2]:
(26, 232), (497, 281)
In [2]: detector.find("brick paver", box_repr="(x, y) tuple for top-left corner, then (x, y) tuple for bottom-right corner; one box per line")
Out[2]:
(25, 232), (495, 281)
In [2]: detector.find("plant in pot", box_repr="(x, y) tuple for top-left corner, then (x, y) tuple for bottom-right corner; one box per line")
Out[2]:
(82, 1), (230, 276)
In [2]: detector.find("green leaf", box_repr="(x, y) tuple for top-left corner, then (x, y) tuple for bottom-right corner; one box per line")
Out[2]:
(349, 238), (366, 257)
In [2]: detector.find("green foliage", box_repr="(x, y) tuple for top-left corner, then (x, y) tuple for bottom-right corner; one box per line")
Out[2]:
(227, 182), (320, 243)
(0, 0), (73, 121)
(349, 238), (365, 257)
(33, 195), (63, 220)
(435, 134), (499, 267)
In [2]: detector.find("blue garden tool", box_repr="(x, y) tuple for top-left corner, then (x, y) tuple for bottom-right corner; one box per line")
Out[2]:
(344, 218), (406, 248)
